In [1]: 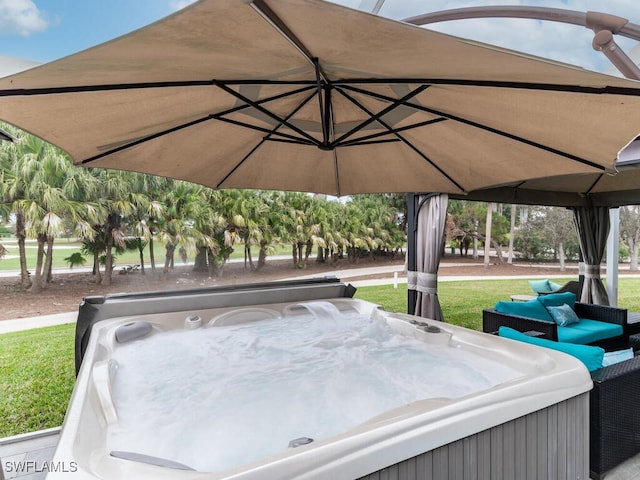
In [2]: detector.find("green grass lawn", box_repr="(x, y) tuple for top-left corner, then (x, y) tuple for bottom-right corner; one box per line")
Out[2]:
(0, 323), (75, 437)
(3, 277), (640, 437)
(0, 238), (293, 271)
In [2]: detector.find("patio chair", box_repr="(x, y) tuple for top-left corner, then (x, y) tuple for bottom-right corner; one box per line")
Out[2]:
(538, 280), (582, 297)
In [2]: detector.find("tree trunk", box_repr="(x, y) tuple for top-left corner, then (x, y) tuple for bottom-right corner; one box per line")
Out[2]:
(29, 234), (47, 293)
(245, 244), (255, 271)
(631, 243), (639, 271)
(149, 236), (157, 273)
(100, 248), (113, 286)
(316, 246), (325, 263)
(491, 239), (505, 264)
(43, 235), (55, 285)
(476, 232), (504, 265)
(138, 242), (146, 275)
(16, 212), (31, 289)
(292, 243), (298, 267)
(304, 240), (312, 262)
(163, 244), (176, 275)
(257, 241), (267, 270)
(207, 247), (225, 277)
(92, 251), (102, 284)
(101, 234), (114, 286)
(559, 242), (566, 272)
(484, 203), (494, 268)
(193, 246), (209, 272)
(508, 205), (516, 264)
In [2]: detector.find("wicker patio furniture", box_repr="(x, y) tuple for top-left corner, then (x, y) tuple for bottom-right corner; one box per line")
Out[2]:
(483, 302), (629, 351)
(590, 354), (640, 479)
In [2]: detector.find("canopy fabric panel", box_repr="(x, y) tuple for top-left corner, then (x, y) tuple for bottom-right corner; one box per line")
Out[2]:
(2, 0), (640, 196)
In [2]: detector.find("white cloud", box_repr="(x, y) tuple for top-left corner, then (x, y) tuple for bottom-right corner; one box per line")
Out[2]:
(0, 0), (48, 36)
(169, 0), (197, 12)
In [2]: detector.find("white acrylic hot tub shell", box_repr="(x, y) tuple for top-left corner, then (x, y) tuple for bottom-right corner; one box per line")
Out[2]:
(48, 298), (592, 480)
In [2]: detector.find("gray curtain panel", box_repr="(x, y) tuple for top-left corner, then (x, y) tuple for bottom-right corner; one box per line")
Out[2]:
(572, 206), (610, 305)
(408, 194), (448, 320)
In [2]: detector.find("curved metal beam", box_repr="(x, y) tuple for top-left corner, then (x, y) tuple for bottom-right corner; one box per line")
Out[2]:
(403, 6), (640, 80)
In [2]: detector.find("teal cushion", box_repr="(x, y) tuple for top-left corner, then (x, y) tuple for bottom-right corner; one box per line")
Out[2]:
(570, 319), (623, 344)
(529, 279), (553, 294)
(556, 326), (595, 344)
(495, 299), (553, 322)
(602, 348), (634, 367)
(547, 304), (580, 327)
(498, 326), (604, 372)
(548, 280), (563, 291)
(538, 292), (577, 310)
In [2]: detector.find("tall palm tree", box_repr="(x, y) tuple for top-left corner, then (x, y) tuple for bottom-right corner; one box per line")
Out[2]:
(0, 130), (104, 290)
(224, 190), (270, 271)
(0, 130), (37, 288)
(83, 169), (139, 285)
(24, 145), (102, 291)
(156, 181), (211, 276)
(256, 191), (290, 270)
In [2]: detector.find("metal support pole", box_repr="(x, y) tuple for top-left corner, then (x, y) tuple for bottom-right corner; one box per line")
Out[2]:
(407, 193), (417, 314)
(606, 208), (620, 306)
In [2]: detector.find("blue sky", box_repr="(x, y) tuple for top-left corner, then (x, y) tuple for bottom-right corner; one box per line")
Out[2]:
(0, 0), (191, 63)
(1, 0), (639, 74)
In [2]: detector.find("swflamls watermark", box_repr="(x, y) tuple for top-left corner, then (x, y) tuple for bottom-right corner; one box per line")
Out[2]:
(2, 458), (78, 474)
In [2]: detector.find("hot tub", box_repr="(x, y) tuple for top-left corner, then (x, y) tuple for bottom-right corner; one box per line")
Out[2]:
(49, 279), (592, 479)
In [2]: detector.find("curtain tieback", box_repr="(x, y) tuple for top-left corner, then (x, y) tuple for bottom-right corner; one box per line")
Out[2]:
(408, 271), (438, 294)
(584, 264), (601, 279)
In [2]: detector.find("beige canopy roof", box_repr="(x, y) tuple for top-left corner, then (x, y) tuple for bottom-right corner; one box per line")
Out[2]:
(2, 0), (640, 195)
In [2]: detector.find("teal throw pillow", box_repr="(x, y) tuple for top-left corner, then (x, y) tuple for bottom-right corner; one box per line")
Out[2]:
(548, 280), (563, 291)
(538, 291), (577, 310)
(498, 326), (604, 372)
(547, 303), (580, 327)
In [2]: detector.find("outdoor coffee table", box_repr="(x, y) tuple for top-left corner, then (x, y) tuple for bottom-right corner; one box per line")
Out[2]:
(510, 294), (537, 302)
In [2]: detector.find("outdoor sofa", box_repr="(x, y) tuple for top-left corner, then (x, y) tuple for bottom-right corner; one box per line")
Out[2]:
(482, 292), (628, 351)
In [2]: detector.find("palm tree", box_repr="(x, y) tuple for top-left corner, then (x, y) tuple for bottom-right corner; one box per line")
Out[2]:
(0, 129), (37, 288)
(156, 181), (211, 276)
(280, 192), (312, 268)
(0, 130), (104, 291)
(119, 173), (167, 275)
(192, 188), (227, 276)
(256, 191), (291, 270)
(23, 145), (100, 291)
(226, 190), (271, 271)
(84, 169), (139, 285)
(349, 195), (405, 260)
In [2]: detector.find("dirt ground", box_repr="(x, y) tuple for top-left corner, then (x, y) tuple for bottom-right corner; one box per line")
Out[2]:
(0, 254), (578, 321)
